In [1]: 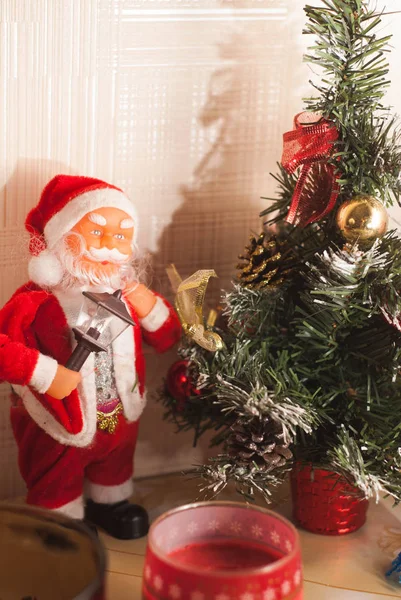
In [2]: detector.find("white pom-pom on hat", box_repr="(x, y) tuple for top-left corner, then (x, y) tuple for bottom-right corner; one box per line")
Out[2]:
(28, 250), (64, 288)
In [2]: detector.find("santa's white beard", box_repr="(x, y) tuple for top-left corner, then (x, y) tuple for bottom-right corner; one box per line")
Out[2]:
(52, 232), (138, 291)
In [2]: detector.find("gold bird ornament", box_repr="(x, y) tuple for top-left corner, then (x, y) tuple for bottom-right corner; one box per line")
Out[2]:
(167, 265), (224, 352)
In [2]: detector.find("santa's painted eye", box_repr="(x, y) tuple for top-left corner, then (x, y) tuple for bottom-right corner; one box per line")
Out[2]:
(114, 233), (125, 240)
(91, 229), (102, 236)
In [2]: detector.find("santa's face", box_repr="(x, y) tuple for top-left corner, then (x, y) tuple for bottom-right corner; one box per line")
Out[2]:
(68, 207), (134, 277)
(51, 206), (136, 290)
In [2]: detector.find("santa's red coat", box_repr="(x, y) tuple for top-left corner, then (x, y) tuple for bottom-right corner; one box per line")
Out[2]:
(0, 282), (181, 448)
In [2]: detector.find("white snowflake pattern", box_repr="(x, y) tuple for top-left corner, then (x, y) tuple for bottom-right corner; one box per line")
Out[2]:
(270, 530), (280, 544)
(281, 580), (291, 595)
(208, 519), (220, 532)
(229, 521), (242, 534)
(169, 584), (182, 599)
(240, 593), (254, 600)
(263, 590), (276, 600)
(251, 524), (263, 538)
(191, 592), (205, 600)
(187, 521), (199, 534)
(168, 527), (178, 541)
(154, 575), (164, 592)
(294, 569), (302, 586)
(285, 539), (293, 552)
(144, 565), (152, 581)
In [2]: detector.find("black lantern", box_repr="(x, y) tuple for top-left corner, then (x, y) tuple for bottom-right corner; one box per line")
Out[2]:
(65, 289), (135, 372)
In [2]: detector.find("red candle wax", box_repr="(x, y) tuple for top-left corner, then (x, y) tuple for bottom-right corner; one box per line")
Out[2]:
(168, 538), (283, 572)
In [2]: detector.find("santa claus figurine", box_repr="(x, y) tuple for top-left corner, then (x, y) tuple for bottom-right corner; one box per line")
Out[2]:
(0, 175), (181, 539)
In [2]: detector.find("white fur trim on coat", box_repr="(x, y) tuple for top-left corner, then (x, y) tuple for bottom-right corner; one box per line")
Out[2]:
(53, 495), (85, 519)
(13, 288), (147, 447)
(111, 312), (147, 423)
(29, 353), (59, 394)
(84, 478), (134, 504)
(12, 350), (98, 448)
(14, 289), (97, 447)
(139, 296), (169, 332)
(44, 188), (139, 248)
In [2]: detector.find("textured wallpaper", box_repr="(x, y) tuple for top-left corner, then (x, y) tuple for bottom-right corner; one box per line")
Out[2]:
(0, 0), (400, 498)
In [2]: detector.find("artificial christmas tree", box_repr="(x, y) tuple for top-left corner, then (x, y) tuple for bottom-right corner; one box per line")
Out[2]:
(162, 0), (401, 532)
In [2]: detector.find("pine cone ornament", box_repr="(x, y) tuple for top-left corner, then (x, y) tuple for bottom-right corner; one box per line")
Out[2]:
(227, 419), (293, 471)
(237, 232), (293, 290)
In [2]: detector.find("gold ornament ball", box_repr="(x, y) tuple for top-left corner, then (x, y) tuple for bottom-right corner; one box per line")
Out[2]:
(336, 195), (388, 245)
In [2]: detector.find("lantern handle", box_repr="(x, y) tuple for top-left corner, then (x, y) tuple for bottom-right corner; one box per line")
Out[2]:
(65, 327), (107, 371)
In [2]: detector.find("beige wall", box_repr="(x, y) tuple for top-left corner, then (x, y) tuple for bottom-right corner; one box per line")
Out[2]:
(0, 0), (400, 498)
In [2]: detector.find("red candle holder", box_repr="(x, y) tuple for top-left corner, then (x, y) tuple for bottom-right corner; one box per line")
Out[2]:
(143, 501), (303, 600)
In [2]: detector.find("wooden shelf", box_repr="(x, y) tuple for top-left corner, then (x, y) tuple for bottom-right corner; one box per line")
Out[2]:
(100, 472), (401, 599)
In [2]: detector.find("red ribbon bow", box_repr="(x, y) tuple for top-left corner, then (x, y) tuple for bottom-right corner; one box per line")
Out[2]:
(281, 112), (339, 227)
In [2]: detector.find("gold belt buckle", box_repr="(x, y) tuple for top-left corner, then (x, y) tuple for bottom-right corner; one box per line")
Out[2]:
(97, 402), (123, 434)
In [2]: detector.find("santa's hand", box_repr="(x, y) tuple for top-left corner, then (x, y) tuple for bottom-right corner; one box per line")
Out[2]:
(126, 283), (157, 318)
(45, 364), (82, 399)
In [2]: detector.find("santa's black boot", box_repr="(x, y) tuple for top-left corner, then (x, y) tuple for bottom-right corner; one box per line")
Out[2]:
(85, 500), (149, 540)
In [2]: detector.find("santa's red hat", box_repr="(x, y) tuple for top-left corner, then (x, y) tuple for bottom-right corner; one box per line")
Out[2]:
(26, 174), (138, 287)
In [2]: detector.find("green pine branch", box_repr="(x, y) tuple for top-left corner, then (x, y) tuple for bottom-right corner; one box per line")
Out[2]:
(303, 0), (401, 204)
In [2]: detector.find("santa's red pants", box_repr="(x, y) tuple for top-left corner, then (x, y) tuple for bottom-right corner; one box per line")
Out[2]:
(11, 404), (139, 519)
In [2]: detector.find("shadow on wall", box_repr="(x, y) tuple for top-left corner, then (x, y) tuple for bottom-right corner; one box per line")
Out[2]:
(152, 27), (277, 305)
(139, 14), (295, 479)
(151, 1), (310, 302)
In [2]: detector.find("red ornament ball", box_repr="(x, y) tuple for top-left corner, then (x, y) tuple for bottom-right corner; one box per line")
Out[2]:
(166, 360), (199, 411)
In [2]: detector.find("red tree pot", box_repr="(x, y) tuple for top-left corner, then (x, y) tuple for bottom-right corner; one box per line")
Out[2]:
(290, 464), (369, 535)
